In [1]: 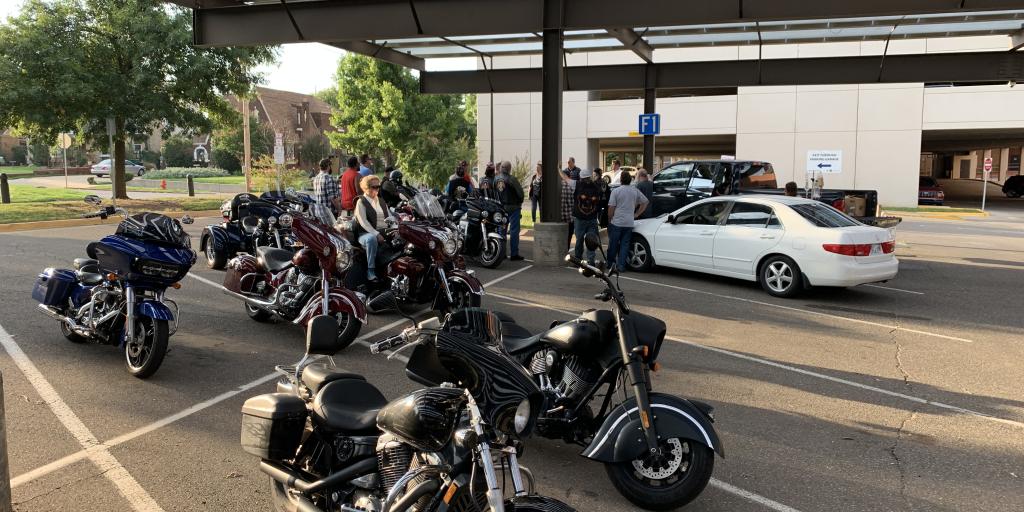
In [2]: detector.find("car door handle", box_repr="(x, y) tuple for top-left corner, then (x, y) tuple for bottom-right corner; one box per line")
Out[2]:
(759, 234), (776, 239)
(700, 230), (715, 236)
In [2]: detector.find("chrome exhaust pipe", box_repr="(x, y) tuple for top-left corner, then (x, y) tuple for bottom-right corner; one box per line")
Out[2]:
(37, 304), (91, 337)
(221, 287), (278, 308)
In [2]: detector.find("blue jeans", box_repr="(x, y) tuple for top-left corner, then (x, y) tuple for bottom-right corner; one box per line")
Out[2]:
(507, 208), (522, 257)
(606, 224), (634, 271)
(358, 233), (379, 279)
(573, 217), (599, 264)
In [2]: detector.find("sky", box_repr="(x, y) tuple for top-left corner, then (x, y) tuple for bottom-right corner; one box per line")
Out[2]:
(0, 1), (475, 96)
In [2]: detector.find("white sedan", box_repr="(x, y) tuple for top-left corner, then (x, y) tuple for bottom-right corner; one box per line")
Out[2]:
(91, 159), (146, 178)
(627, 195), (898, 297)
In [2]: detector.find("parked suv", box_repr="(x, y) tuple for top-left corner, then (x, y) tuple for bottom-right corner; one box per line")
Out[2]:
(918, 176), (945, 205)
(1004, 175), (1024, 198)
(91, 159), (145, 178)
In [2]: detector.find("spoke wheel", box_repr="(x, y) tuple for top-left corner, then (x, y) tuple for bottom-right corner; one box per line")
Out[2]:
(124, 316), (168, 379)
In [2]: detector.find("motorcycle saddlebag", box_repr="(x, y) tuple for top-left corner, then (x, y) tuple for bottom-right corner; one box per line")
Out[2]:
(32, 268), (77, 307)
(223, 255), (260, 294)
(240, 393), (307, 460)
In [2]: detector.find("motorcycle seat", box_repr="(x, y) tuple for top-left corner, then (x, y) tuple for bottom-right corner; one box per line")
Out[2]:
(301, 362), (366, 392)
(312, 378), (389, 433)
(256, 246), (293, 273)
(498, 316), (544, 354)
(78, 272), (105, 286)
(73, 258), (99, 272)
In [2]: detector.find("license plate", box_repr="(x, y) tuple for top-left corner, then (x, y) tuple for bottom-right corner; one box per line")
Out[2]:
(870, 243), (882, 256)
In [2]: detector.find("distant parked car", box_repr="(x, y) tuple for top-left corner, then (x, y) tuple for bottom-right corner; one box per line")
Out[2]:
(627, 196), (898, 298)
(918, 176), (945, 205)
(605, 166), (638, 185)
(1003, 175), (1024, 198)
(91, 159), (145, 178)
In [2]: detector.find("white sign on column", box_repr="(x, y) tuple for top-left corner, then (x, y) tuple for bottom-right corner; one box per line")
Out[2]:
(273, 132), (285, 165)
(806, 150), (843, 174)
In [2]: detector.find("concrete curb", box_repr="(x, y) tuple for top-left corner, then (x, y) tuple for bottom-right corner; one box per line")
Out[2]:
(882, 209), (989, 221)
(0, 210), (222, 233)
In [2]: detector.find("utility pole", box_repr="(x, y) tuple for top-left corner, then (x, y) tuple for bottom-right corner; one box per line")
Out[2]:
(242, 97), (252, 193)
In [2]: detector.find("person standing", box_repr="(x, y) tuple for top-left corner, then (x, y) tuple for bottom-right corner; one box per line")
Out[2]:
(358, 154), (374, 177)
(635, 168), (655, 218)
(494, 160), (526, 261)
(605, 172), (648, 271)
(478, 162), (496, 198)
(784, 181), (799, 197)
(528, 161), (542, 223)
(445, 165), (474, 200)
(340, 156), (361, 215)
(593, 168), (610, 227)
(312, 157), (341, 216)
(564, 157), (582, 180)
(559, 168), (602, 265)
(560, 171), (574, 251)
(354, 175), (394, 283)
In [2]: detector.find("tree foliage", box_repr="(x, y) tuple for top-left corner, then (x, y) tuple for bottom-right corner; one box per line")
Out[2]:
(327, 54), (475, 187)
(211, 114), (274, 174)
(162, 135), (195, 168)
(0, 0), (275, 198)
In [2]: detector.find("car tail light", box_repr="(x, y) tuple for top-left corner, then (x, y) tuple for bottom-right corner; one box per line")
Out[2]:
(823, 243), (872, 256)
(881, 241), (895, 254)
(937, 191), (945, 198)
(831, 198), (845, 212)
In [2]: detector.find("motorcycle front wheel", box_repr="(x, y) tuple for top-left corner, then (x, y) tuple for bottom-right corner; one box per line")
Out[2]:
(604, 439), (714, 511)
(445, 279), (482, 312)
(479, 237), (506, 268)
(124, 317), (169, 379)
(331, 311), (361, 350)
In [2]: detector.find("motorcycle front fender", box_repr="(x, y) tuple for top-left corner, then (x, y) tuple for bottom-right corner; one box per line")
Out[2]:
(581, 392), (723, 463)
(136, 299), (175, 321)
(447, 269), (484, 295)
(486, 231), (505, 241)
(293, 287), (368, 326)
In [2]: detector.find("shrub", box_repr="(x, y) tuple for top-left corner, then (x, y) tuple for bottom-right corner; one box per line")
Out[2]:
(10, 146), (27, 165)
(250, 155), (310, 192)
(29, 143), (52, 167)
(163, 135), (195, 167)
(144, 167), (229, 179)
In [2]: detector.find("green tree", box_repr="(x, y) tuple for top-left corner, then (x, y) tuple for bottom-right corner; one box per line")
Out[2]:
(0, 0), (274, 198)
(211, 114), (274, 174)
(327, 54), (476, 187)
(163, 135), (194, 168)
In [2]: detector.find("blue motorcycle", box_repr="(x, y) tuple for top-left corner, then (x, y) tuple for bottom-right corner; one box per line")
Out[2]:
(32, 195), (197, 378)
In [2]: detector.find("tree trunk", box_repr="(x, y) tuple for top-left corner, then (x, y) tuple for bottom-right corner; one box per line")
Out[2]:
(113, 119), (128, 200)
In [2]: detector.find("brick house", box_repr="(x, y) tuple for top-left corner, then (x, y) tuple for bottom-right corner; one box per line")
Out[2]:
(227, 86), (336, 167)
(0, 129), (27, 164)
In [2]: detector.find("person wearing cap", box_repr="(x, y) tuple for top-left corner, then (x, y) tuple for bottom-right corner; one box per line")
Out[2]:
(558, 167), (602, 265)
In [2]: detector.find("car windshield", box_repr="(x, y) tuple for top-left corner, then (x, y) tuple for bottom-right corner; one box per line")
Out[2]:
(790, 202), (860, 228)
(919, 176), (937, 187)
(412, 192), (446, 219)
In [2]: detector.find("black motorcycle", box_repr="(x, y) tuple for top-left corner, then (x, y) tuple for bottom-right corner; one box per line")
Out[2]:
(200, 193), (294, 269)
(240, 313), (575, 512)
(493, 233), (723, 510)
(450, 195), (507, 268)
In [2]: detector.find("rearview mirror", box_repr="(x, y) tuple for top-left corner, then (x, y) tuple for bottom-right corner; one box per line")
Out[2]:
(584, 232), (601, 252)
(84, 195), (102, 206)
(180, 215), (194, 225)
(305, 315), (340, 356)
(667, 214), (676, 224)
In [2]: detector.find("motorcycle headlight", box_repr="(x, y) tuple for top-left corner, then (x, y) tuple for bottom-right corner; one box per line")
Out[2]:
(278, 213), (293, 228)
(493, 212), (505, 224)
(482, 211), (489, 219)
(514, 399), (531, 435)
(267, 216), (277, 226)
(332, 237), (353, 273)
(428, 239), (437, 251)
(443, 237), (457, 256)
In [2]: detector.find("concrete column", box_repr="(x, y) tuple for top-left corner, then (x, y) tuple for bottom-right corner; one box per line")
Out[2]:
(534, 0), (568, 266)
(643, 65), (656, 172)
(999, 147), (1010, 183)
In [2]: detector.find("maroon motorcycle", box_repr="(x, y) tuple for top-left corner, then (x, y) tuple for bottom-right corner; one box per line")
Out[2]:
(221, 211), (366, 348)
(340, 193), (483, 315)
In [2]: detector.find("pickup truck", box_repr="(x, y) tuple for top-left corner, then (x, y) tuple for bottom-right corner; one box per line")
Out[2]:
(633, 159), (900, 228)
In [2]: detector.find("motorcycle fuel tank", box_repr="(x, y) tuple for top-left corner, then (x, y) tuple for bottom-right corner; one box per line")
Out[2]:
(539, 319), (603, 355)
(376, 387), (466, 453)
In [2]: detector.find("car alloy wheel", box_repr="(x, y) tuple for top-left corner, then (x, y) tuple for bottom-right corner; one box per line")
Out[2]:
(629, 241), (647, 267)
(764, 260), (794, 293)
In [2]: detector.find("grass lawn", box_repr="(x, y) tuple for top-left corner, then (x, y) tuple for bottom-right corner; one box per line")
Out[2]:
(0, 197), (224, 224)
(883, 206), (985, 213)
(5, 184), (89, 202)
(1, 166), (39, 177)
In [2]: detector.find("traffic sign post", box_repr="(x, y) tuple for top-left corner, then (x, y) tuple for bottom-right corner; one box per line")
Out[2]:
(273, 132), (285, 194)
(58, 133), (73, 189)
(982, 155), (993, 211)
(106, 118), (117, 206)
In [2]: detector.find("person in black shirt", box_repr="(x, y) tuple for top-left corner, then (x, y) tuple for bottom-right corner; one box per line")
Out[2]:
(559, 167), (602, 265)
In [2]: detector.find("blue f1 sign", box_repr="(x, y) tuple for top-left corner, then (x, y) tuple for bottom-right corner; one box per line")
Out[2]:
(638, 113), (660, 136)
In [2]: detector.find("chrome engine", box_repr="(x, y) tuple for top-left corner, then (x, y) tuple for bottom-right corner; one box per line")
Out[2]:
(529, 349), (600, 402)
(375, 434), (413, 493)
(390, 274), (411, 299)
(278, 267), (320, 310)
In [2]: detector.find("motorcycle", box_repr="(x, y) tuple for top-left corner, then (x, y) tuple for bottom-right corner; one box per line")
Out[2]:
(220, 210), (366, 349)
(240, 313), (575, 512)
(342, 193), (483, 315)
(491, 233), (723, 510)
(450, 195), (508, 269)
(32, 196), (196, 378)
(200, 193), (295, 270)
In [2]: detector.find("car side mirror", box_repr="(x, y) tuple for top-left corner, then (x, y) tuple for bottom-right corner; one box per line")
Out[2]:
(666, 214), (676, 224)
(584, 232), (601, 252)
(305, 315), (340, 356)
(84, 195), (102, 206)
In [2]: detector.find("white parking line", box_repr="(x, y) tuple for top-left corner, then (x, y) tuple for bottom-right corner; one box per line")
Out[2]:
(486, 291), (1024, 431)
(862, 284), (924, 295)
(13, 265), (533, 488)
(0, 323), (165, 511)
(709, 479), (802, 512)
(615, 274), (972, 343)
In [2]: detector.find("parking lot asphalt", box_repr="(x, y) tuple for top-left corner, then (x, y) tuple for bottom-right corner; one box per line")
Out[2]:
(0, 214), (1022, 512)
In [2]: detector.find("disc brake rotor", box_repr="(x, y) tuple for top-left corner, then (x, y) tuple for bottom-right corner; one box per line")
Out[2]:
(632, 438), (686, 480)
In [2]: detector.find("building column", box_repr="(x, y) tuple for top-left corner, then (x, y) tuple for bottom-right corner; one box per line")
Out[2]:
(534, 0), (568, 265)
(643, 65), (656, 172)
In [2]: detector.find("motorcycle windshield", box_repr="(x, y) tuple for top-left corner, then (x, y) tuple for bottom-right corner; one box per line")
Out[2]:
(308, 203), (337, 226)
(115, 213), (191, 249)
(412, 193), (446, 220)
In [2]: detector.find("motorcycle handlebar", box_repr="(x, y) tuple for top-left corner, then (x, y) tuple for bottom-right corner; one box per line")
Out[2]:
(369, 332), (409, 354)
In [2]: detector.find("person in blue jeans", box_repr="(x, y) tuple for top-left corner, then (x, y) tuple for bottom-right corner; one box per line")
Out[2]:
(606, 171), (649, 271)
(354, 175), (394, 282)
(558, 167), (603, 265)
(494, 161), (526, 260)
